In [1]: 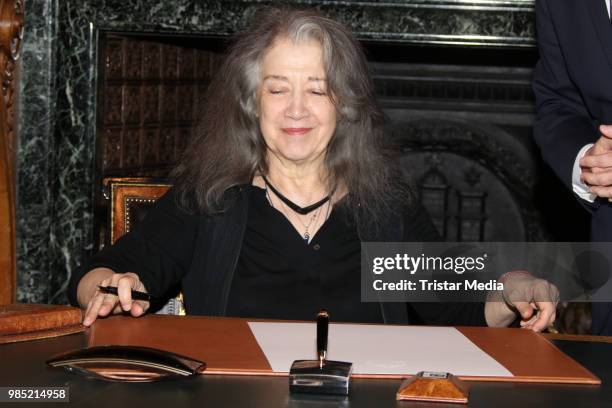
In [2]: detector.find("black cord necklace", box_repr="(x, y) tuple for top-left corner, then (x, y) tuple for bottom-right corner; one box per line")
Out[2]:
(261, 175), (331, 215)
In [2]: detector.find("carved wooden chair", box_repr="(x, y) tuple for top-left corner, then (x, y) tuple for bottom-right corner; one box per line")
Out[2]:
(102, 177), (185, 315)
(0, 1), (24, 305)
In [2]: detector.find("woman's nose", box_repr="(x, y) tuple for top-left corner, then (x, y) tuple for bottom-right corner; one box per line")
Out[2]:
(286, 93), (309, 120)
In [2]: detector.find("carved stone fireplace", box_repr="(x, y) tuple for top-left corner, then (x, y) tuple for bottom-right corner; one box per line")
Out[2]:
(17, 0), (589, 304)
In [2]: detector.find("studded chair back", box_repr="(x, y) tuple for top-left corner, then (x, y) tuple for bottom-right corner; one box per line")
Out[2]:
(103, 177), (184, 315)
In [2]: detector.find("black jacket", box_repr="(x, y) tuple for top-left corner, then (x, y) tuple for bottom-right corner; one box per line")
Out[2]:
(532, 0), (612, 241)
(532, 0), (612, 334)
(68, 187), (486, 326)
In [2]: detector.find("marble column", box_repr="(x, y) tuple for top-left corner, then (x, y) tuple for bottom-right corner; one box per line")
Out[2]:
(17, 0), (58, 303)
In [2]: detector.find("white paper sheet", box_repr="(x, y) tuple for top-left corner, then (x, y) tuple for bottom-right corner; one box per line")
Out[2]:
(248, 322), (512, 377)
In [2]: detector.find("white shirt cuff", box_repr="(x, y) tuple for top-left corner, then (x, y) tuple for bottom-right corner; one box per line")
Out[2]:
(572, 143), (596, 202)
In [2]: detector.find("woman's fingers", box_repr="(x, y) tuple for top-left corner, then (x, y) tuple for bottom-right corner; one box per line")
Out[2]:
(500, 274), (559, 332)
(131, 300), (149, 317)
(528, 283), (559, 332)
(530, 305), (556, 332)
(518, 283), (558, 332)
(519, 302), (556, 332)
(83, 290), (108, 326)
(83, 277), (113, 326)
(511, 301), (536, 321)
(116, 275), (136, 311)
(99, 288), (122, 316)
(107, 272), (141, 312)
(82, 273), (147, 326)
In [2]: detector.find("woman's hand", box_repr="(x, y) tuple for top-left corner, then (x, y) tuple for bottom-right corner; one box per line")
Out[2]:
(485, 270), (559, 332)
(81, 271), (150, 326)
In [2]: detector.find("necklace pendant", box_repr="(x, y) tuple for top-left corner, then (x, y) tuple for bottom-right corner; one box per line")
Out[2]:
(303, 232), (310, 242)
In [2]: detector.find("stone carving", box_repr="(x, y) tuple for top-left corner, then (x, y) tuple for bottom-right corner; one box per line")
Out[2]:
(394, 119), (544, 241)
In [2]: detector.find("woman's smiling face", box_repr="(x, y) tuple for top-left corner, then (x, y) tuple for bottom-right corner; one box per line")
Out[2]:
(258, 37), (337, 167)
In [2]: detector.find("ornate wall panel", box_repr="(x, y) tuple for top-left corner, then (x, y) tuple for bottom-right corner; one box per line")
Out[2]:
(97, 35), (221, 177)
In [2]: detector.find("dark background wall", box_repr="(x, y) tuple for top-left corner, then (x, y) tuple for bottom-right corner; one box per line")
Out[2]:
(16, 0), (587, 304)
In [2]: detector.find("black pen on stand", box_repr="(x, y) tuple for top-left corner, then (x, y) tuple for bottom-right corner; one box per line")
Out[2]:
(97, 285), (156, 302)
(317, 309), (329, 370)
(289, 309), (352, 395)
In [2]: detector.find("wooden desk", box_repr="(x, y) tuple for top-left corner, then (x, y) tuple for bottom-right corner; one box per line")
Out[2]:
(0, 326), (611, 407)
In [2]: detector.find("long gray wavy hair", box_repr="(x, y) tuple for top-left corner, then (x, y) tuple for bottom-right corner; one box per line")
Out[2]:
(173, 7), (406, 228)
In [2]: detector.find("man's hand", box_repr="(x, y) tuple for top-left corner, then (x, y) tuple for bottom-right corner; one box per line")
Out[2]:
(579, 125), (612, 199)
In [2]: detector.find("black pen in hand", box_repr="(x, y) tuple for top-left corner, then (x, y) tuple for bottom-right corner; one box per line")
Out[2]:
(97, 285), (156, 302)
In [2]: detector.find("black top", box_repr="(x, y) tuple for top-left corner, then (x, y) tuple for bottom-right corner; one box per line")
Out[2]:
(225, 186), (382, 323)
(69, 186), (487, 327)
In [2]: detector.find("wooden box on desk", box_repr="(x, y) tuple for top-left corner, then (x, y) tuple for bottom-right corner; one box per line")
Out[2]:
(0, 303), (84, 344)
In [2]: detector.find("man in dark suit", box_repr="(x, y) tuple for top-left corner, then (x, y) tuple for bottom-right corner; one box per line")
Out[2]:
(533, 0), (612, 335)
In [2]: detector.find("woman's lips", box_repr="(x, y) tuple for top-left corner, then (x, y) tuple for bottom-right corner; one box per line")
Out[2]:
(282, 127), (311, 135)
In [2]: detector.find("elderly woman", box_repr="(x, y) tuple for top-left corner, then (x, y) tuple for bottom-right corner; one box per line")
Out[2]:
(69, 8), (557, 331)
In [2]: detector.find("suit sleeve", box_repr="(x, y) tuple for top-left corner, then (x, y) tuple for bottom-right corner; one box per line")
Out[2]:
(401, 201), (488, 326)
(67, 189), (198, 306)
(532, 0), (599, 192)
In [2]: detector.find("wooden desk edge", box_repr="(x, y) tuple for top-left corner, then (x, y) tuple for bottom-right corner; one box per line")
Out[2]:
(542, 333), (612, 343)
